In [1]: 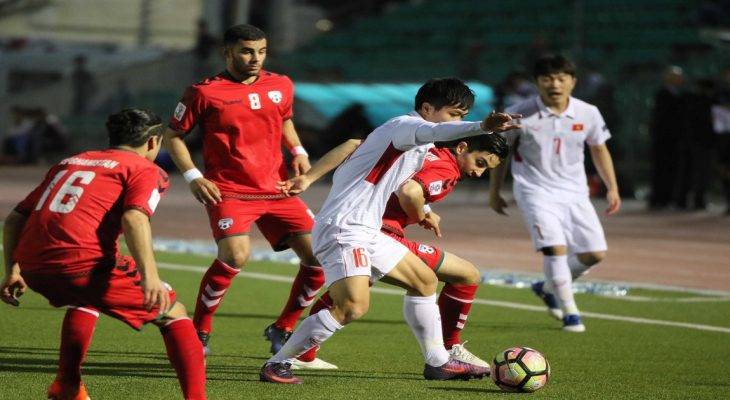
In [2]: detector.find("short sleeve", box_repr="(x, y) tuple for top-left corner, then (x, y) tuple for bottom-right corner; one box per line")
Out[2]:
(411, 161), (460, 203)
(586, 106), (611, 146)
(124, 166), (169, 217)
(14, 168), (58, 215)
(281, 77), (294, 120)
(168, 85), (206, 134)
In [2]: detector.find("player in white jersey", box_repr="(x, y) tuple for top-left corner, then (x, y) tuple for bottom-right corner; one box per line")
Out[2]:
(489, 55), (621, 333)
(260, 78), (521, 384)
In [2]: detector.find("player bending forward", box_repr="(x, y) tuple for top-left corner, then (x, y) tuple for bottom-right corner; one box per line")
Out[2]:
(489, 55), (621, 332)
(274, 133), (509, 371)
(1, 109), (206, 399)
(259, 78), (520, 384)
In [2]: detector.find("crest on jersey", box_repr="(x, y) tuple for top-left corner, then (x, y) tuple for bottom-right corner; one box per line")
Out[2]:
(173, 102), (186, 121)
(572, 123), (584, 131)
(267, 90), (283, 104)
(218, 218), (233, 230)
(429, 181), (443, 195)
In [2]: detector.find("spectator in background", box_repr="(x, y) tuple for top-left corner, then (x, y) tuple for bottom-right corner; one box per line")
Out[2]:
(2, 106), (69, 165)
(495, 71), (537, 111)
(649, 66), (685, 210)
(2, 106), (34, 164)
(677, 79), (717, 210)
(714, 66), (730, 215)
(193, 19), (219, 79)
(71, 55), (98, 115)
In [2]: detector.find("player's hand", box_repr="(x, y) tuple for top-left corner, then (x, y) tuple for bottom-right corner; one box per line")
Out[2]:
(291, 154), (311, 177)
(488, 192), (509, 215)
(1, 269), (27, 307)
(142, 277), (171, 313)
(605, 189), (621, 216)
(482, 111), (522, 133)
(419, 211), (442, 238)
(189, 177), (221, 205)
(278, 175), (312, 196)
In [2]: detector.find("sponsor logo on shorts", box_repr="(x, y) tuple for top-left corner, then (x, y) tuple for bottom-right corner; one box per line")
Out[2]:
(218, 218), (233, 230)
(173, 102), (186, 121)
(418, 244), (436, 255)
(267, 90), (283, 104)
(429, 181), (443, 195)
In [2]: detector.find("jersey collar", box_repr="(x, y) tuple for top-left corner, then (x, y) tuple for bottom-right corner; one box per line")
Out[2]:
(536, 96), (576, 119)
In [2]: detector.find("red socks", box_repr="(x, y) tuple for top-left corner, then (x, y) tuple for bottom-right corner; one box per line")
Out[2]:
(56, 307), (98, 385)
(161, 318), (207, 400)
(297, 291), (333, 362)
(275, 264), (325, 331)
(193, 259), (239, 334)
(438, 283), (478, 349)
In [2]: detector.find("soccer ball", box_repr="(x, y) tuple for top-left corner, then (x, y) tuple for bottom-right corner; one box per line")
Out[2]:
(490, 346), (550, 392)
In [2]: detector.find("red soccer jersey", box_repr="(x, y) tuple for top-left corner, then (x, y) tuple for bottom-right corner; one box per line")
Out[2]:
(381, 147), (461, 235)
(168, 70), (295, 195)
(13, 149), (169, 274)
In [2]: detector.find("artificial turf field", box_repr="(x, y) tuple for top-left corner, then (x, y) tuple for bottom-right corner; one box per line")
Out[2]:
(1, 250), (729, 399)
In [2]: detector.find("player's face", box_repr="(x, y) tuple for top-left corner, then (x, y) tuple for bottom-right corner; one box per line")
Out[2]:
(226, 39), (267, 77)
(422, 103), (469, 123)
(456, 146), (501, 178)
(536, 73), (576, 105)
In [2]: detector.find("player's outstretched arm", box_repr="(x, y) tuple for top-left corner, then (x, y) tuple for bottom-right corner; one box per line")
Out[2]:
(488, 157), (511, 215)
(279, 139), (362, 195)
(282, 119), (311, 177)
(1, 210), (28, 306)
(163, 127), (221, 205)
(589, 144), (621, 215)
(396, 180), (441, 237)
(407, 111), (522, 149)
(122, 209), (170, 313)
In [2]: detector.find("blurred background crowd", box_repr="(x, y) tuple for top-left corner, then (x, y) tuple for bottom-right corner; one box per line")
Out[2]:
(1, 0), (729, 213)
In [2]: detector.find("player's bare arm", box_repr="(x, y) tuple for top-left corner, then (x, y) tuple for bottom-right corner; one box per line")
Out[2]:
(163, 127), (221, 205)
(279, 139), (362, 195)
(589, 144), (621, 215)
(282, 119), (311, 177)
(488, 153), (512, 215)
(396, 180), (441, 237)
(1, 210), (28, 306)
(122, 209), (170, 313)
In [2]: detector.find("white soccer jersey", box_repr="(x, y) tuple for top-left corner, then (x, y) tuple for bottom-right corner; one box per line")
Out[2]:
(504, 96), (611, 202)
(315, 111), (484, 232)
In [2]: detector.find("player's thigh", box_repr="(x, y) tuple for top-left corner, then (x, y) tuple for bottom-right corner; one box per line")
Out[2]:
(285, 233), (319, 266)
(312, 224), (377, 287)
(515, 195), (569, 250)
(217, 234), (251, 267)
(328, 275), (371, 323)
(382, 251), (438, 296)
(435, 252), (481, 285)
(206, 198), (263, 242)
(566, 199), (607, 254)
(256, 197), (315, 251)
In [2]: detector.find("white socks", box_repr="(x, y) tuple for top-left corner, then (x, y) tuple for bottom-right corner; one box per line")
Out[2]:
(403, 294), (450, 367)
(543, 255), (579, 315)
(267, 309), (342, 363)
(567, 253), (590, 280)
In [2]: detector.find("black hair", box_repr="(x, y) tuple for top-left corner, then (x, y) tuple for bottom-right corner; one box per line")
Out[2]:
(533, 54), (576, 79)
(106, 108), (163, 147)
(223, 24), (266, 45)
(414, 78), (475, 111)
(436, 133), (510, 160)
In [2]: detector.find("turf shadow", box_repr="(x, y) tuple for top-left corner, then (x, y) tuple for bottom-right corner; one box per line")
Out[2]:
(429, 386), (509, 394)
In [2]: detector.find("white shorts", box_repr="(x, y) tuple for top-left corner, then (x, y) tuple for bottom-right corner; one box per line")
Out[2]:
(312, 222), (410, 287)
(514, 192), (607, 253)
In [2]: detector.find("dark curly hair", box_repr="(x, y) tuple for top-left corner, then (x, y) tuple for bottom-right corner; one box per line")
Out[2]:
(106, 108), (163, 147)
(436, 133), (510, 160)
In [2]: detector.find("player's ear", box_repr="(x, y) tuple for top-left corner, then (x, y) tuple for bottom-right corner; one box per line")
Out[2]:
(456, 141), (468, 154)
(421, 102), (434, 116)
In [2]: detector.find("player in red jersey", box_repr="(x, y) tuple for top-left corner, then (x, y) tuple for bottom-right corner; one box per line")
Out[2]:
(163, 24), (324, 356)
(1, 109), (206, 400)
(275, 133), (509, 372)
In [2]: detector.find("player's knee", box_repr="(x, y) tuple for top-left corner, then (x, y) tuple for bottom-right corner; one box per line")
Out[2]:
(152, 302), (188, 327)
(581, 251), (606, 266)
(410, 273), (438, 296)
(218, 248), (249, 268)
(299, 252), (320, 267)
(457, 262), (481, 285)
(333, 300), (369, 324)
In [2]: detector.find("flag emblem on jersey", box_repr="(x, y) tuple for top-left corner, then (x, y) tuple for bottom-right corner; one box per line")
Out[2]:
(429, 181), (443, 195)
(218, 218), (233, 230)
(267, 90), (283, 104)
(572, 123), (584, 131)
(173, 102), (186, 121)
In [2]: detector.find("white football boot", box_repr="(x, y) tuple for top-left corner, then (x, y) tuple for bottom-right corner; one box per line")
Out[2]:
(290, 357), (339, 370)
(448, 342), (490, 369)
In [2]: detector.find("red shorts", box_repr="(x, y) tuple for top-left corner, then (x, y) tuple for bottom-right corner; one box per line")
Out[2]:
(381, 230), (445, 271)
(22, 256), (177, 330)
(206, 196), (314, 250)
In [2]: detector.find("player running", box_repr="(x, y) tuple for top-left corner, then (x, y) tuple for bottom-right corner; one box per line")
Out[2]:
(1, 109), (206, 400)
(259, 78), (520, 384)
(489, 55), (621, 332)
(270, 133), (509, 371)
(164, 24), (325, 355)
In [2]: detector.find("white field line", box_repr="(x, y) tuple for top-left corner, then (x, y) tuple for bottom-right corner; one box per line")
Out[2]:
(158, 262), (730, 334)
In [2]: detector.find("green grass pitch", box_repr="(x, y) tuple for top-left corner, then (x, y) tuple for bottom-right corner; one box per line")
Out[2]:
(1, 250), (729, 399)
